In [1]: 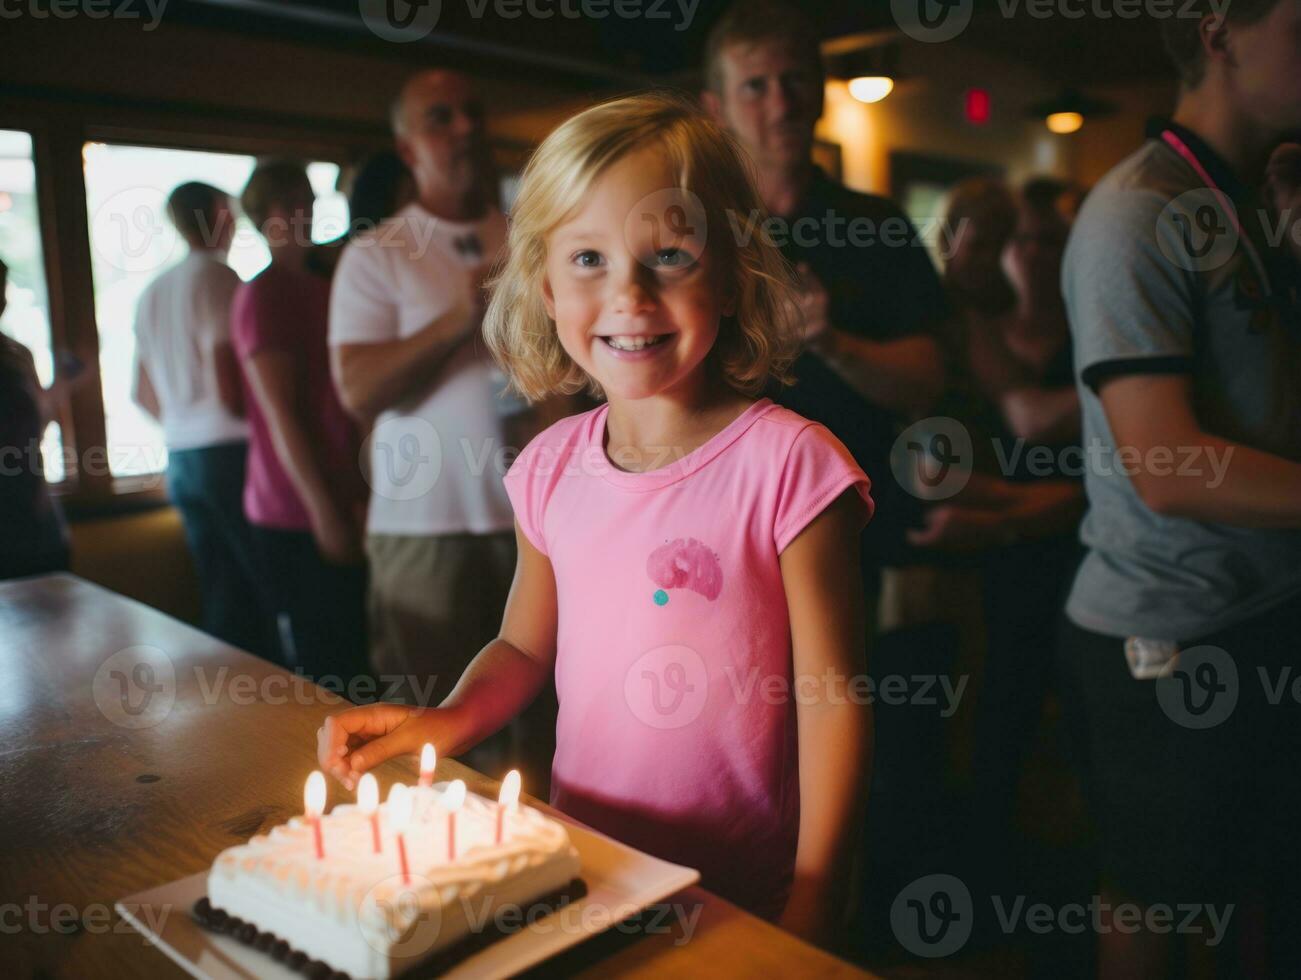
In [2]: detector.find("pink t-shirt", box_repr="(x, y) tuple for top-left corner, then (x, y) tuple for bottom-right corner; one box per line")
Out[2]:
(231, 264), (363, 531)
(503, 398), (873, 919)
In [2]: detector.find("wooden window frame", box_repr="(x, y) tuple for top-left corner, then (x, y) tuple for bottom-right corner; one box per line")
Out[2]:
(2, 91), (390, 517)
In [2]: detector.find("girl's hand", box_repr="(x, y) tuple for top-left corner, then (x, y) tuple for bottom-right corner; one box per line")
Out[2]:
(317, 703), (460, 791)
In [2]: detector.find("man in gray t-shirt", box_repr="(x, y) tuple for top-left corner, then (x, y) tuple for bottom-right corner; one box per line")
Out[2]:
(1064, 127), (1301, 641)
(1057, 4), (1301, 975)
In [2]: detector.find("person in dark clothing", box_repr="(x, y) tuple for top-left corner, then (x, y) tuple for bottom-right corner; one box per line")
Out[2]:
(700, 0), (946, 595)
(0, 257), (72, 580)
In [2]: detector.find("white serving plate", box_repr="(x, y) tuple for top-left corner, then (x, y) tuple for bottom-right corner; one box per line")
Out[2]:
(116, 816), (700, 979)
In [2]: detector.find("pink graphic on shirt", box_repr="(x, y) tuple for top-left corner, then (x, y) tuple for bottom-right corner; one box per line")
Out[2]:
(646, 538), (723, 602)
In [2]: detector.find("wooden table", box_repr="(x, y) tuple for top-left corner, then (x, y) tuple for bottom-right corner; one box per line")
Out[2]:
(0, 574), (870, 979)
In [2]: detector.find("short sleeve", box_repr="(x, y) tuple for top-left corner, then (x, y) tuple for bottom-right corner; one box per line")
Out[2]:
(329, 239), (400, 347)
(773, 424), (874, 554)
(230, 279), (294, 361)
(1063, 185), (1197, 392)
(502, 438), (550, 556)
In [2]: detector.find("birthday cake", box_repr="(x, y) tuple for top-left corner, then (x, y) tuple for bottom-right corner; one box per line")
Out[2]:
(194, 775), (583, 979)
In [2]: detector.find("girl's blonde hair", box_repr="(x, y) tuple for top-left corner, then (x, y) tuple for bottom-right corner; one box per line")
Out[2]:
(483, 92), (801, 402)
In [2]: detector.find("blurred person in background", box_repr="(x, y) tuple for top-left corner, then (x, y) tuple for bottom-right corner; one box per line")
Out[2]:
(308, 150), (416, 278)
(233, 161), (368, 686)
(329, 70), (541, 781)
(131, 182), (270, 656)
(699, 0), (948, 949)
(918, 178), (1085, 910)
(1060, 3), (1301, 974)
(0, 257), (78, 580)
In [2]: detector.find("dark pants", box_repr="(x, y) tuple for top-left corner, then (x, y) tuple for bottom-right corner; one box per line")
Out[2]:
(1059, 596), (1301, 974)
(251, 525), (369, 690)
(167, 442), (272, 658)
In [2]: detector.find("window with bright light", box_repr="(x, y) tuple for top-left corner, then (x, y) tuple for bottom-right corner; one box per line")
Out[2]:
(0, 129), (64, 483)
(83, 143), (346, 478)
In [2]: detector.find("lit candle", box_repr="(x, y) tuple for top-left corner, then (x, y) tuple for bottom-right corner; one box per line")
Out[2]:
(304, 771), (326, 860)
(388, 783), (412, 884)
(418, 743), (436, 788)
(358, 773), (381, 854)
(496, 770), (520, 845)
(442, 779), (466, 862)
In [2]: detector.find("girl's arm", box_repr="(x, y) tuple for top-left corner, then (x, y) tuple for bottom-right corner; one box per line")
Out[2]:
(776, 488), (872, 949)
(318, 521), (558, 790)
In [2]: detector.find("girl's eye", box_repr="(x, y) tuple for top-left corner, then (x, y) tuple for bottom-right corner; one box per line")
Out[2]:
(573, 250), (603, 268)
(655, 248), (692, 269)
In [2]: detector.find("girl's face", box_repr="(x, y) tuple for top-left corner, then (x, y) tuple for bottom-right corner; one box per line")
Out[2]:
(542, 146), (733, 402)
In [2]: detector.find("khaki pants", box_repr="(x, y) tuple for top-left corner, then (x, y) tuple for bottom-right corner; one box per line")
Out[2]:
(366, 531), (556, 791)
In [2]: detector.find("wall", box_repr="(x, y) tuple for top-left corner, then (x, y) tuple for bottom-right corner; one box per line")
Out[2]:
(814, 42), (1177, 198)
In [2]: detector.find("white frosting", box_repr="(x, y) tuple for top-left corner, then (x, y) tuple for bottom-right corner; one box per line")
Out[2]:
(207, 782), (581, 979)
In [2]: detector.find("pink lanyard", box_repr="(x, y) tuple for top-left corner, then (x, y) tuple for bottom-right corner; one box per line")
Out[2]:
(1161, 129), (1273, 296)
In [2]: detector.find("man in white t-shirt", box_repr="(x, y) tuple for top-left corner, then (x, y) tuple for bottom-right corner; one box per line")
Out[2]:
(133, 182), (268, 657)
(330, 70), (520, 717)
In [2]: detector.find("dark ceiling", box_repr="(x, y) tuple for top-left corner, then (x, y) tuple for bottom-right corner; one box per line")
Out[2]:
(168, 0), (1174, 90)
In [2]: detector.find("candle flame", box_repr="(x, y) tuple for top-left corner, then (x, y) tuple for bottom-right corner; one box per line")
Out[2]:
(357, 772), (378, 815)
(442, 779), (467, 813)
(387, 782), (413, 831)
(499, 770), (521, 809)
(304, 771), (326, 817)
(420, 743), (435, 774)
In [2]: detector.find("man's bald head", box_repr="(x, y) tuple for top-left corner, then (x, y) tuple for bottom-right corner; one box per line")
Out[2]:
(390, 69), (474, 136)
(391, 69), (489, 210)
